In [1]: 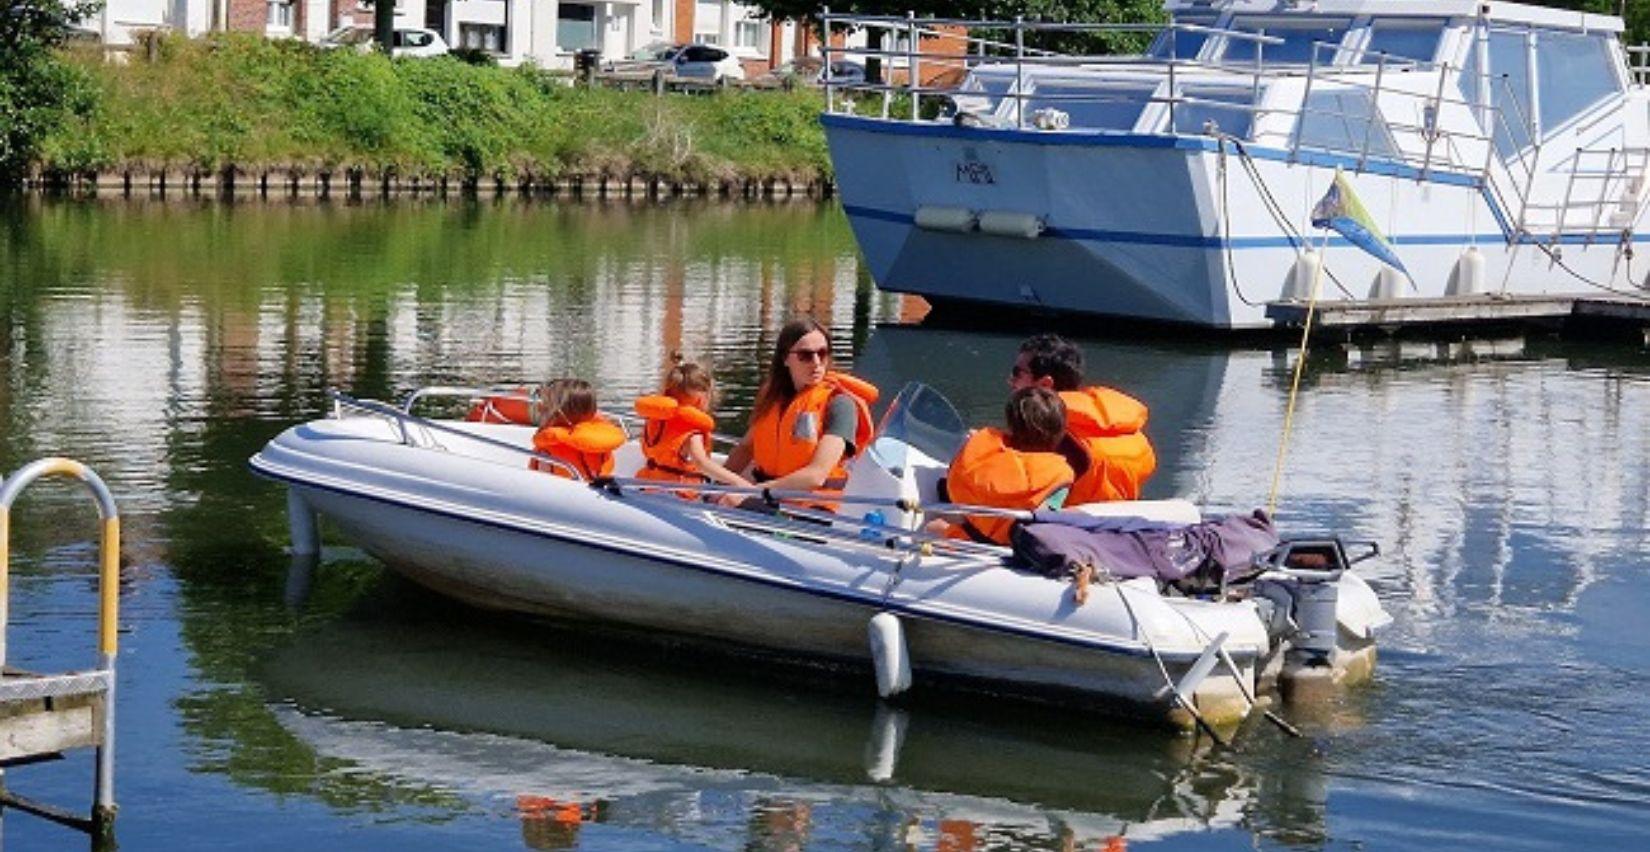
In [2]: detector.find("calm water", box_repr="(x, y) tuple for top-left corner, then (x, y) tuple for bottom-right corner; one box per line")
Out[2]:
(1, 196), (1648, 850)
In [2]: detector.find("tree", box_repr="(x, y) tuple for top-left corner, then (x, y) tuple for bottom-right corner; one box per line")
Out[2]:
(0, 0), (102, 184)
(355, 0), (397, 53)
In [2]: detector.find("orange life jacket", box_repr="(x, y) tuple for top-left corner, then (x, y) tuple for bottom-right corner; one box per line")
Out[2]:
(748, 372), (879, 508)
(1060, 386), (1156, 504)
(634, 395), (716, 491)
(466, 387), (536, 426)
(531, 416), (626, 480)
(944, 427), (1074, 545)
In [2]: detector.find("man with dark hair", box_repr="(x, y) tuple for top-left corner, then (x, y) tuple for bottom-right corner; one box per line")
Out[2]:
(1007, 334), (1156, 503)
(1011, 333), (1085, 392)
(935, 387), (1075, 544)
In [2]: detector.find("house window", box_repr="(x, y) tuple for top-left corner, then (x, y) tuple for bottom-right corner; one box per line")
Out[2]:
(267, 1), (292, 29)
(735, 20), (766, 53)
(694, 1), (722, 44)
(460, 23), (506, 54)
(557, 3), (598, 51)
(651, 0), (666, 34)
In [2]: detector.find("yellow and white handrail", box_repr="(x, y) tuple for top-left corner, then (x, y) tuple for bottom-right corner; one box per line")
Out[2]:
(0, 456), (121, 828)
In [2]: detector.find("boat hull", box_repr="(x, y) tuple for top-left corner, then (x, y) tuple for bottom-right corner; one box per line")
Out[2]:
(825, 115), (1645, 330)
(252, 414), (1385, 727)
(294, 480), (1244, 724)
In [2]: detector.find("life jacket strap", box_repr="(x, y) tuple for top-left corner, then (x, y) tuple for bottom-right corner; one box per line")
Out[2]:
(643, 459), (705, 481)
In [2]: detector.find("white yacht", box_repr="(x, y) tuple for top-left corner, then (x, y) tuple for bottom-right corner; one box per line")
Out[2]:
(822, 1), (1650, 329)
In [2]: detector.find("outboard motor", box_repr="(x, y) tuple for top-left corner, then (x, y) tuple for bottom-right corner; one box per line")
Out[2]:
(1252, 539), (1379, 672)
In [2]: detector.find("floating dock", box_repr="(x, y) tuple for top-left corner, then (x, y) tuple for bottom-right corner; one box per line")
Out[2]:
(1266, 294), (1650, 338)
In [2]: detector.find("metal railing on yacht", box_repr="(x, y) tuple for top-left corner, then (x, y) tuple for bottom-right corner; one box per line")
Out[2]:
(817, 12), (1638, 239)
(1630, 45), (1650, 87)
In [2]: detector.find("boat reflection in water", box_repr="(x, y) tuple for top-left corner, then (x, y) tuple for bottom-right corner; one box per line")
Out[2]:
(260, 580), (1331, 850)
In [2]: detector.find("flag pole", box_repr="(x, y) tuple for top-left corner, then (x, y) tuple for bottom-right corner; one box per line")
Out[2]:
(1267, 229), (1331, 517)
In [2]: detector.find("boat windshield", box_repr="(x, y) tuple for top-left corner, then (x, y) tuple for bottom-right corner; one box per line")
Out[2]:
(869, 382), (967, 474)
(1223, 18), (1351, 66)
(1147, 17), (1216, 60)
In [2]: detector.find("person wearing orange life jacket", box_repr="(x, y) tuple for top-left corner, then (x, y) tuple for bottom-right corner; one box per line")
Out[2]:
(633, 359), (753, 497)
(530, 378), (626, 480)
(1008, 333), (1156, 503)
(930, 387), (1075, 545)
(721, 317), (879, 511)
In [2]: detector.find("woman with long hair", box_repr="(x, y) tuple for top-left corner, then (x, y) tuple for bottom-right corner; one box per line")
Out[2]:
(722, 317), (878, 508)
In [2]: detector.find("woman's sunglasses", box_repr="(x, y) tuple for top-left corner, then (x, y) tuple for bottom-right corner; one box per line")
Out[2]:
(788, 347), (831, 363)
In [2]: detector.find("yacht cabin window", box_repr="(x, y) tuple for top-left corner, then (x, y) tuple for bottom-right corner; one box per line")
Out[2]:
(1486, 28), (1535, 154)
(1359, 22), (1444, 64)
(1222, 18), (1351, 65)
(1462, 26), (1623, 155)
(1148, 16), (1216, 60)
(1534, 30), (1623, 133)
(1023, 79), (1155, 131)
(1171, 88), (1256, 138)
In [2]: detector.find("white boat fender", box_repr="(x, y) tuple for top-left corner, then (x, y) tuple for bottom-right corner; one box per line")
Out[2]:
(1447, 246), (1484, 296)
(1369, 265), (1403, 300)
(978, 211), (1045, 239)
(863, 702), (910, 783)
(914, 206), (977, 233)
(1282, 249), (1321, 302)
(867, 612), (912, 698)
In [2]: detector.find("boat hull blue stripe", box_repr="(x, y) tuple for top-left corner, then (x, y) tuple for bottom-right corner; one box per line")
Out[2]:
(250, 459), (1171, 660)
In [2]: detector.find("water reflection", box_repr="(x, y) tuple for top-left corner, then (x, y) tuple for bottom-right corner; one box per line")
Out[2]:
(255, 580), (1294, 850)
(2, 198), (1649, 849)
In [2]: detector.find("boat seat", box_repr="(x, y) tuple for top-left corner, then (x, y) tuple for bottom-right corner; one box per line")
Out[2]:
(611, 441), (646, 478)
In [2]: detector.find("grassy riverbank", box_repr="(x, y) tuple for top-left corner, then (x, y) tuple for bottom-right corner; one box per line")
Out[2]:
(36, 35), (831, 185)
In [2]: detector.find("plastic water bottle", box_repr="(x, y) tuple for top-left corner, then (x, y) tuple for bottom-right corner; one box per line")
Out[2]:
(859, 510), (886, 541)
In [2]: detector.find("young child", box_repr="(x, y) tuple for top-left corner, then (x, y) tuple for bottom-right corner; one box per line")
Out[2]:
(531, 378), (626, 480)
(634, 359), (752, 497)
(931, 386), (1075, 545)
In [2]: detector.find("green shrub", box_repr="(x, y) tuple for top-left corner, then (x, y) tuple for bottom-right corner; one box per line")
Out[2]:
(36, 36), (832, 182)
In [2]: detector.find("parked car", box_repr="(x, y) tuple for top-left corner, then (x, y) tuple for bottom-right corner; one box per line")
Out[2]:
(606, 41), (745, 83)
(319, 25), (450, 59)
(675, 44), (745, 82)
(756, 57), (865, 88)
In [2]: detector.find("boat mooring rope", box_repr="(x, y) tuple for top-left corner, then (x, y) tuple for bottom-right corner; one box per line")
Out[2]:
(1219, 136), (1356, 300)
(1266, 231), (1332, 517)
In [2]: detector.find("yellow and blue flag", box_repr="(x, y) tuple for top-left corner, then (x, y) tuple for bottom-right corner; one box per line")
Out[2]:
(1310, 169), (1412, 283)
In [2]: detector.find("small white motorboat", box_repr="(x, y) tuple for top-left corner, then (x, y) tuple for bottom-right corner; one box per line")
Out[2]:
(250, 383), (1390, 729)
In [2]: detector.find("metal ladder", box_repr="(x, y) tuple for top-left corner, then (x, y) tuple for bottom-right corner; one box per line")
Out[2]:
(0, 458), (120, 842)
